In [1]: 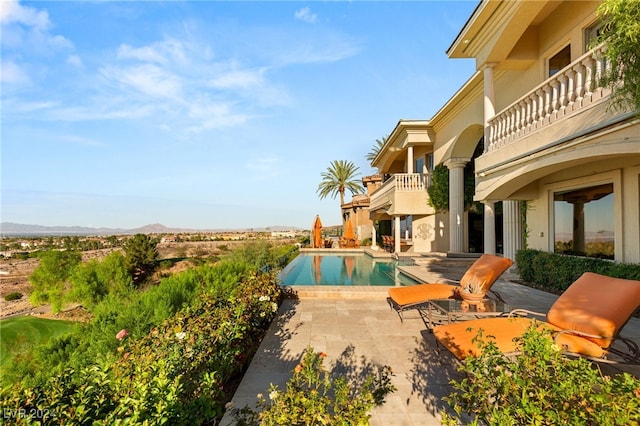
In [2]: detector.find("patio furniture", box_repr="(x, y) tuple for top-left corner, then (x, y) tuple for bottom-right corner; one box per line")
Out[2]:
(387, 254), (513, 321)
(421, 298), (513, 329)
(433, 272), (640, 363)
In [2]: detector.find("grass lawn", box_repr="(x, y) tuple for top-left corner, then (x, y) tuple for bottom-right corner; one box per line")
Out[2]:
(0, 316), (76, 369)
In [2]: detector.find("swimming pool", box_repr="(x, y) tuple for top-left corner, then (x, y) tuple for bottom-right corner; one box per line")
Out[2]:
(278, 253), (418, 286)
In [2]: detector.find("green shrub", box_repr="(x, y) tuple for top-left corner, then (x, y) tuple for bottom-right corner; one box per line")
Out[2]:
(516, 249), (640, 291)
(0, 270), (283, 424)
(442, 325), (640, 425)
(3, 292), (23, 301)
(232, 346), (396, 425)
(29, 250), (82, 312)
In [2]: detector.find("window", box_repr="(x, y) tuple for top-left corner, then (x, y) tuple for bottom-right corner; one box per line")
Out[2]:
(416, 154), (434, 174)
(585, 20), (606, 51)
(553, 183), (614, 259)
(548, 45), (571, 77)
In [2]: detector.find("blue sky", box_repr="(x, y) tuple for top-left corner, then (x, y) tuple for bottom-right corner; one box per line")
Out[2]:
(1, 0), (477, 230)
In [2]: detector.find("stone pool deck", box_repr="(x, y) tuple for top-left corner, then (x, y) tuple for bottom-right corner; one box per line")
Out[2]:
(220, 254), (640, 425)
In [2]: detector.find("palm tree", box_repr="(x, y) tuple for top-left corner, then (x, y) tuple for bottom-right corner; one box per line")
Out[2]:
(365, 135), (388, 165)
(317, 160), (364, 216)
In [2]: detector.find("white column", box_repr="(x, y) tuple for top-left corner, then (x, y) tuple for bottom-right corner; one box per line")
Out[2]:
(503, 200), (523, 262)
(484, 201), (496, 254)
(394, 216), (401, 254)
(446, 158), (468, 253)
(407, 146), (414, 174)
(371, 223), (378, 250)
(482, 64), (498, 254)
(483, 63), (496, 151)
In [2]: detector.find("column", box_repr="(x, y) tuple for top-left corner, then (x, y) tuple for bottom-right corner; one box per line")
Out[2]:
(483, 63), (496, 151)
(484, 201), (496, 254)
(394, 216), (401, 254)
(407, 146), (414, 174)
(371, 222), (378, 250)
(446, 158), (468, 253)
(482, 64), (498, 254)
(503, 200), (523, 261)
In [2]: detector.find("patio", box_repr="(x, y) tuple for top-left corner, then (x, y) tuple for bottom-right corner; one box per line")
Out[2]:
(221, 256), (640, 425)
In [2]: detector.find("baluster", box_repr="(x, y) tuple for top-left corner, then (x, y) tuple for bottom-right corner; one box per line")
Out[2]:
(584, 56), (595, 104)
(513, 106), (520, 137)
(558, 74), (567, 116)
(566, 68), (575, 111)
(520, 100), (527, 135)
(523, 100), (531, 133)
(487, 120), (495, 151)
(530, 93), (538, 129)
(574, 62), (584, 107)
(594, 53), (604, 99)
(537, 89), (545, 126)
(551, 79), (560, 120)
(506, 109), (513, 143)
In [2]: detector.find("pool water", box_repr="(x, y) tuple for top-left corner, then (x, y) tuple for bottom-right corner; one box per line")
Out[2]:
(278, 253), (418, 286)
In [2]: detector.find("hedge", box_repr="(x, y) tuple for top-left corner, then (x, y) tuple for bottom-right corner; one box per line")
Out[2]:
(515, 249), (640, 292)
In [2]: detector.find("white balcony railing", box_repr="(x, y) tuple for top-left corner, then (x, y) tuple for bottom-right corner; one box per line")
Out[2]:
(487, 45), (611, 152)
(380, 173), (430, 192)
(370, 173), (430, 208)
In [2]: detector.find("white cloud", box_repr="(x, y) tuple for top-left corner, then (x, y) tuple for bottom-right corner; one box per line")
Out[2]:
(1, 0), (72, 50)
(0, 60), (30, 84)
(294, 7), (317, 24)
(101, 64), (183, 100)
(67, 54), (83, 68)
(209, 68), (265, 90)
(117, 39), (188, 66)
(0, 0), (50, 31)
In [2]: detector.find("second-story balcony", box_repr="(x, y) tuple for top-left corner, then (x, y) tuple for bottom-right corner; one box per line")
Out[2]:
(482, 45), (621, 164)
(369, 173), (434, 217)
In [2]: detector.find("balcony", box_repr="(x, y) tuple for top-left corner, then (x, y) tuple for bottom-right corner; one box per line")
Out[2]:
(369, 173), (434, 217)
(485, 45), (615, 156)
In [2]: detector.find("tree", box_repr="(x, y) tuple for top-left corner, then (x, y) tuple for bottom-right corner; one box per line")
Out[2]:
(123, 234), (159, 286)
(365, 135), (388, 165)
(317, 160), (364, 217)
(29, 250), (82, 312)
(427, 164), (449, 213)
(596, 0), (640, 114)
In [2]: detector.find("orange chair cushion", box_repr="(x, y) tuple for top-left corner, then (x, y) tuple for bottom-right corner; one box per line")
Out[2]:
(547, 272), (640, 348)
(433, 317), (542, 360)
(459, 254), (513, 293)
(388, 254), (512, 308)
(388, 284), (457, 307)
(433, 317), (607, 360)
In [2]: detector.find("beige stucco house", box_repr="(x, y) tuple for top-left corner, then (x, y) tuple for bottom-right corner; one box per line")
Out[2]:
(370, 0), (640, 264)
(341, 174), (382, 244)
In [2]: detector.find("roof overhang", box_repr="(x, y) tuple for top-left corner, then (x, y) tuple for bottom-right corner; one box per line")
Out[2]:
(372, 120), (435, 172)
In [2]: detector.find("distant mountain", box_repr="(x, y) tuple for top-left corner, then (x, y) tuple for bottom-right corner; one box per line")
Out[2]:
(0, 222), (304, 237)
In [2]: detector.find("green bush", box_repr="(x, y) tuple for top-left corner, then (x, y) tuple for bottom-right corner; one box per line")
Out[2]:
(516, 249), (640, 291)
(3, 292), (23, 301)
(232, 346), (396, 425)
(442, 325), (640, 425)
(0, 270), (284, 424)
(29, 250), (82, 312)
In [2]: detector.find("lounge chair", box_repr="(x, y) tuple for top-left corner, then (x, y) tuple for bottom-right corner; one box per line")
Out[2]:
(387, 254), (513, 321)
(433, 272), (640, 363)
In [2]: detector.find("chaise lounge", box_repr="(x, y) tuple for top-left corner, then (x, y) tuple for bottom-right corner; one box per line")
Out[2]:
(433, 272), (640, 363)
(387, 254), (513, 321)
